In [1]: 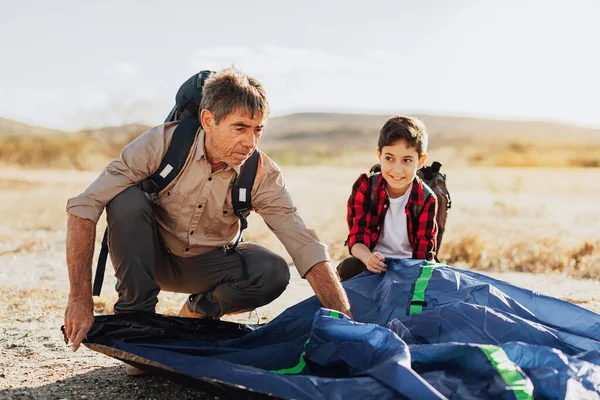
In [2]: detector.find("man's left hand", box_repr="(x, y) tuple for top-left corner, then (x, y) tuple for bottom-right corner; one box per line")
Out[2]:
(305, 261), (353, 320)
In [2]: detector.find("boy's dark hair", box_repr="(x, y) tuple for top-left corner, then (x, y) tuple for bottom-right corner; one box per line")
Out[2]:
(377, 116), (428, 157)
(200, 66), (270, 124)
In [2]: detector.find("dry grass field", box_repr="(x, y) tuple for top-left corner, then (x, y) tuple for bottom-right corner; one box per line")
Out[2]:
(1, 161), (599, 398)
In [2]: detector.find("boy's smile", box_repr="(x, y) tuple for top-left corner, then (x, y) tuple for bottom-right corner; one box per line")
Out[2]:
(377, 140), (427, 198)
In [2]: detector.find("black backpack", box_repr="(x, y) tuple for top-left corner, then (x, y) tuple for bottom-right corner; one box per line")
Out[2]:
(367, 161), (451, 255)
(93, 71), (260, 296)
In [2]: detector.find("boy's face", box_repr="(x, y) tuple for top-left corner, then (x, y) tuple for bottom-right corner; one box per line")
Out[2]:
(377, 140), (427, 197)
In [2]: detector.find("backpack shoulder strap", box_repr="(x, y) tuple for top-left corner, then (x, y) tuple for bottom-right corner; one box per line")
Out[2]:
(368, 172), (379, 211)
(411, 180), (433, 219)
(93, 117), (200, 297)
(232, 149), (260, 217)
(225, 149), (260, 255)
(367, 164), (381, 213)
(409, 180), (434, 241)
(92, 229), (109, 296)
(421, 181), (434, 204)
(143, 116), (200, 195)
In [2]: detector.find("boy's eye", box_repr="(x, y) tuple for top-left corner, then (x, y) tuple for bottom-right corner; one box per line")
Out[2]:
(385, 157), (393, 161)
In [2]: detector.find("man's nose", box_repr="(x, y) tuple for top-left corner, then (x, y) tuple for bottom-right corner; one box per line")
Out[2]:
(242, 133), (257, 148)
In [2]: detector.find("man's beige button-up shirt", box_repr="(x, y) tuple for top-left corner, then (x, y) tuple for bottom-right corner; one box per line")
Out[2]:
(66, 122), (328, 277)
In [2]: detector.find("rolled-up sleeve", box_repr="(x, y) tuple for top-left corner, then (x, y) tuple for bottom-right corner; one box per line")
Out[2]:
(252, 163), (329, 278)
(66, 124), (171, 223)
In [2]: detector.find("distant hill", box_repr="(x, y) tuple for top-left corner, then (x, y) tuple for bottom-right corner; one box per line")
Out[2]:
(2, 113), (599, 151)
(261, 113), (600, 151)
(2, 113), (598, 168)
(78, 123), (151, 147)
(0, 118), (66, 136)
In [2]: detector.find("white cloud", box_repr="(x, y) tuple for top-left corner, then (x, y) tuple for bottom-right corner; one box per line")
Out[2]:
(112, 62), (138, 75)
(191, 45), (358, 75)
(188, 45), (426, 117)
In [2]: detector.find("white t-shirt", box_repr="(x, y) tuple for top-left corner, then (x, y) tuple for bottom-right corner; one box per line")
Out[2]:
(373, 186), (413, 259)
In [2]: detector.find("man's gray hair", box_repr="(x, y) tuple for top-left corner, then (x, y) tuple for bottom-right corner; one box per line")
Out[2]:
(200, 66), (270, 124)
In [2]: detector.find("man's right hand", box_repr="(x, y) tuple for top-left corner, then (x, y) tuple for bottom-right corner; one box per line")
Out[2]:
(64, 296), (94, 352)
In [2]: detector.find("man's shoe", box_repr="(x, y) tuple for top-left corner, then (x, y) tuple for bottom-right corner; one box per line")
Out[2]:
(125, 363), (150, 377)
(178, 300), (207, 319)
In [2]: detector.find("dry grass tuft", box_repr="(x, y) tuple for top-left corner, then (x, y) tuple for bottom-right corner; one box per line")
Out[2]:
(442, 236), (600, 280)
(465, 143), (600, 168)
(443, 235), (488, 267)
(0, 134), (95, 169)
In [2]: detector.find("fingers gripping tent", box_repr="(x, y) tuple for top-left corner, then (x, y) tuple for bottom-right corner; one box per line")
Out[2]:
(81, 260), (600, 399)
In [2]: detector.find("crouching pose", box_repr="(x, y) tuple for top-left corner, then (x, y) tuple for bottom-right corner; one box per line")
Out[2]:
(64, 67), (352, 360)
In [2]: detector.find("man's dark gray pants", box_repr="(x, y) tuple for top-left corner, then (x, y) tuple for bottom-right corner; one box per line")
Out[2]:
(105, 186), (290, 318)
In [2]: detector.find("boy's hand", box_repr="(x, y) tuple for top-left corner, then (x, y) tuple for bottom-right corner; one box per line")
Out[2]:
(366, 251), (387, 273)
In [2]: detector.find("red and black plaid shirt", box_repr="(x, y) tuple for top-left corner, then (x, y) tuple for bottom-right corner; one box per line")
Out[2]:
(346, 173), (438, 260)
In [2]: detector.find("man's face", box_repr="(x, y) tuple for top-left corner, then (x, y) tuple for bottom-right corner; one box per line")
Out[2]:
(377, 140), (427, 197)
(202, 109), (266, 167)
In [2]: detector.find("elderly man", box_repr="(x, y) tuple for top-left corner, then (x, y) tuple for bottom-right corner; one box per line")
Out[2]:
(63, 67), (352, 358)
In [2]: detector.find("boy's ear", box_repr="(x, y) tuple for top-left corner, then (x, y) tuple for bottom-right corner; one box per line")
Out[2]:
(200, 109), (215, 133)
(376, 149), (382, 163)
(418, 153), (428, 169)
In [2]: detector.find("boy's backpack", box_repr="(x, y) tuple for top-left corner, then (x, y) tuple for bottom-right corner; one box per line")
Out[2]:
(417, 161), (451, 251)
(93, 71), (260, 296)
(367, 161), (451, 255)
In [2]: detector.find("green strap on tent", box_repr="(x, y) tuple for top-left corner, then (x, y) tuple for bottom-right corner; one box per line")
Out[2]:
(409, 262), (437, 315)
(271, 340), (308, 375)
(477, 345), (534, 400)
(272, 310), (343, 375)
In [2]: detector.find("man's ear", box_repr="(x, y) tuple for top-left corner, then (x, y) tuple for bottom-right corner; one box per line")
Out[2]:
(200, 109), (215, 133)
(418, 153), (428, 169)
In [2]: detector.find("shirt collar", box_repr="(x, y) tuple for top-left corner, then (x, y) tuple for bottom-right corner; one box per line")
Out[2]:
(196, 129), (242, 176)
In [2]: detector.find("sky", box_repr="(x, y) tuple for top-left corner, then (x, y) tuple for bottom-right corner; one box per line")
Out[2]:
(1, 0), (599, 131)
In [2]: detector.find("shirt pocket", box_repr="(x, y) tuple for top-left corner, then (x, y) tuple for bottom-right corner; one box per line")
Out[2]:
(154, 189), (185, 233)
(205, 203), (239, 241)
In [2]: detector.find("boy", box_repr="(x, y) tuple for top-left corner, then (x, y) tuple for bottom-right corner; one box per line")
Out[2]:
(337, 116), (438, 281)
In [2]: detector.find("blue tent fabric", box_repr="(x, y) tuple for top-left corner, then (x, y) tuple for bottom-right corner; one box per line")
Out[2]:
(83, 259), (600, 399)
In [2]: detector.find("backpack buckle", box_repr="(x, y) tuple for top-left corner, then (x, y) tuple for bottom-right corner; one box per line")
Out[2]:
(223, 245), (235, 255)
(138, 179), (160, 206)
(236, 208), (251, 219)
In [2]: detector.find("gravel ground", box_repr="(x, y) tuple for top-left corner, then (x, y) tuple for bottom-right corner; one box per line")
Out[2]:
(1, 166), (598, 399)
(1, 243), (599, 399)
(0, 240), (314, 400)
